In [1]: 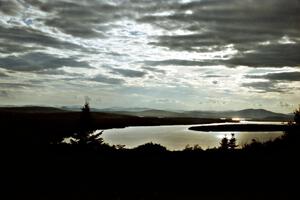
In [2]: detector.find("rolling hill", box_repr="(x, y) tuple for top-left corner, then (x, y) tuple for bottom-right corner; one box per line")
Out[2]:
(0, 106), (293, 121)
(100, 108), (292, 121)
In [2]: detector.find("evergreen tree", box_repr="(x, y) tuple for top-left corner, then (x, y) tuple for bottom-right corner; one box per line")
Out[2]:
(294, 105), (300, 125)
(71, 101), (103, 145)
(228, 133), (238, 149)
(220, 135), (229, 150)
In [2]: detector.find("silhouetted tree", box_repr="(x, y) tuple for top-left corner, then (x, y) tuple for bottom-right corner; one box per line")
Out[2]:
(294, 105), (300, 125)
(134, 142), (167, 153)
(244, 139), (260, 148)
(184, 144), (203, 151)
(71, 101), (104, 145)
(220, 135), (229, 150)
(228, 133), (238, 149)
(281, 105), (300, 149)
(114, 144), (126, 150)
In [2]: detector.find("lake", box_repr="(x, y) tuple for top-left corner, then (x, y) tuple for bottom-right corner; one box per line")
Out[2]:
(99, 121), (285, 150)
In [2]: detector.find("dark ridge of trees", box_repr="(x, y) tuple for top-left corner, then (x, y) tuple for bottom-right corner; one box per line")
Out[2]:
(189, 124), (287, 132)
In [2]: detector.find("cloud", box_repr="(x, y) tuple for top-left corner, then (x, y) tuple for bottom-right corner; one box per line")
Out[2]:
(279, 101), (292, 108)
(142, 66), (166, 74)
(35, 69), (83, 76)
(26, 0), (121, 38)
(139, 0), (300, 68)
(0, 0), (21, 16)
(3, 0), (299, 69)
(90, 74), (124, 85)
(247, 71), (300, 82)
(242, 81), (284, 93)
(148, 34), (229, 52)
(0, 90), (10, 98)
(0, 52), (91, 72)
(0, 82), (36, 89)
(111, 68), (147, 77)
(144, 59), (217, 66)
(204, 75), (228, 78)
(0, 26), (84, 53)
(0, 72), (8, 77)
(0, 41), (39, 53)
(226, 43), (300, 68)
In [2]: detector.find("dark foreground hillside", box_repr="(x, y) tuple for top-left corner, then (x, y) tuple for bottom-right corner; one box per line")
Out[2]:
(2, 106), (300, 200)
(6, 133), (299, 200)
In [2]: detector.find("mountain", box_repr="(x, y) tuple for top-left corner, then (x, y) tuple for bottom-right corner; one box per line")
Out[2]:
(110, 109), (184, 118)
(61, 105), (82, 111)
(102, 108), (292, 121)
(61, 106), (152, 112)
(96, 107), (151, 112)
(0, 106), (67, 113)
(0, 106), (292, 121)
(184, 109), (291, 120)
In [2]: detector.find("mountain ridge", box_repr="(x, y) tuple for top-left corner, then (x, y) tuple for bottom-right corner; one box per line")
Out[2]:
(0, 106), (293, 121)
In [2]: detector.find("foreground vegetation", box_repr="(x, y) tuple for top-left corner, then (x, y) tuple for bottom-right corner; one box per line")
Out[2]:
(3, 104), (300, 199)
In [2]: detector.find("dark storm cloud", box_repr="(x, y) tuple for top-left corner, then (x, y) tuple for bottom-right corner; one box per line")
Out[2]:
(138, 0), (300, 68)
(144, 59), (217, 66)
(27, 79), (51, 84)
(111, 68), (147, 77)
(25, 0), (121, 38)
(0, 52), (91, 72)
(148, 34), (228, 52)
(0, 82), (36, 89)
(204, 75), (228, 78)
(247, 71), (300, 82)
(225, 43), (300, 68)
(242, 81), (284, 93)
(0, 71), (8, 77)
(0, 26), (84, 53)
(0, 42), (39, 53)
(90, 74), (124, 85)
(0, 0), (20, 16)
(15, 0), (300, 70)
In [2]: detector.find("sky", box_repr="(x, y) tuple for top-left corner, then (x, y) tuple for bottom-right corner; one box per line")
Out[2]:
(0, 0), (299, 113)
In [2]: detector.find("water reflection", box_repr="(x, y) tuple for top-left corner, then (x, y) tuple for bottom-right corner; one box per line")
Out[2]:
(100, 121), (284, 150)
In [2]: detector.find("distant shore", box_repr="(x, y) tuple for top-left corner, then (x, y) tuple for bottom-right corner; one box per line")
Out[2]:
(189, 123), (288, 132)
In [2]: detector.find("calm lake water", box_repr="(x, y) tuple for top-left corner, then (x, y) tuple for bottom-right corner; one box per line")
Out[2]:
(99, 121), (285, 150)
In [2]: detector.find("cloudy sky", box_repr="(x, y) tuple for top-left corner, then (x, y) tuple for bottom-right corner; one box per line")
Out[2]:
(0, 0), (299, 112)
